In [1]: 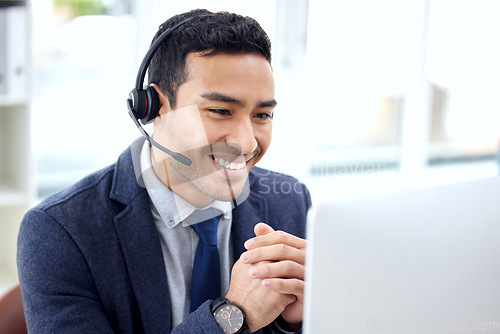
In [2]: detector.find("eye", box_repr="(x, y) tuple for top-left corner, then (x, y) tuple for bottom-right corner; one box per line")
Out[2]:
(254, 112), (274, 120)
(208, 108), (231, 116)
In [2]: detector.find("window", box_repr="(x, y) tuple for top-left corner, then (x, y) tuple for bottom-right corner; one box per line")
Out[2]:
(427, 0), (500, 164)
(32, 0), (138, 198)
(285, 0), (499, 203)
(32, 0), (499, 202)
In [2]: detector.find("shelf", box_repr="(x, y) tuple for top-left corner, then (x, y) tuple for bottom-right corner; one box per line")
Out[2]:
(0, 182), (27, 207)
(0, 96), (29, 107)
(0, 0), (31, 292)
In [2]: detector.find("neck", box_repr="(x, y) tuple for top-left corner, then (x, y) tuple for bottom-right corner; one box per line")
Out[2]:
(151, 153), (215, 208)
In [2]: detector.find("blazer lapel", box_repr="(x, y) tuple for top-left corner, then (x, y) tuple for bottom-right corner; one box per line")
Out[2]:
(231, 189), (268, 259)
(110, 139), (172, 333)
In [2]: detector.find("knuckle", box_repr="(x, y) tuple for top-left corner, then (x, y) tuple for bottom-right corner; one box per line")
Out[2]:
(294, 279), (304, 291)
(250, 248), (260, 259)
(260, 264), (269, 276)
(278, 230), (289, 241)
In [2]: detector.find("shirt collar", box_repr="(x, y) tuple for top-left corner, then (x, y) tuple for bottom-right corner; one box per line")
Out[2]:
(139, 140), (232, 228)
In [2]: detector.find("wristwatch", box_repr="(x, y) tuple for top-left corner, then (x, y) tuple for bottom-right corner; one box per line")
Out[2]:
(211, 297), (250, 334)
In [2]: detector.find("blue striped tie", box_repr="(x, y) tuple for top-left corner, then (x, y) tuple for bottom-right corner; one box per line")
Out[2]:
(190, 215), (221, 312)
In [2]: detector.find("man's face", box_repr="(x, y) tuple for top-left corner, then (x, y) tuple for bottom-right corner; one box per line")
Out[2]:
(151, 52), (275, 207)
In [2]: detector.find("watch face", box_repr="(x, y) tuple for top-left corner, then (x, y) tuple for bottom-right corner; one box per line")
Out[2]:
(214, 304), (244, 333)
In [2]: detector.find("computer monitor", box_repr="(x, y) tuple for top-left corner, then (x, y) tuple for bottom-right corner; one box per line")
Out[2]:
(303, 176), (500, 333)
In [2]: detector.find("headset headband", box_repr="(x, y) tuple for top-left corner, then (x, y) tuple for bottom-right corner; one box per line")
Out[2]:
(134, 17), (194, 90)
(127, 16), (200, 166)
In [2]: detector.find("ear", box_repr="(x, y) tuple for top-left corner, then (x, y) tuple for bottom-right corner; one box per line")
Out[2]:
(150, 83), (171, 116)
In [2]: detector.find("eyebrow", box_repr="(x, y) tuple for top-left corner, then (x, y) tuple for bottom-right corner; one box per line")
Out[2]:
(200, 92), (277, 109)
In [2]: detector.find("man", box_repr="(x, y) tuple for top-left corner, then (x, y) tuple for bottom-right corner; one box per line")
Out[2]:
(17, 9), (311, 333)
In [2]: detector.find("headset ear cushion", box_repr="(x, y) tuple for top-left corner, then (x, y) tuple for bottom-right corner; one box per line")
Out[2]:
(142, 85), (161, 124)
(128, 88), (146, 120)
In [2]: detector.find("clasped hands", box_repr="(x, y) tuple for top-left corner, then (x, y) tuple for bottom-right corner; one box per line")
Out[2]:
(225, 223), (306, 332)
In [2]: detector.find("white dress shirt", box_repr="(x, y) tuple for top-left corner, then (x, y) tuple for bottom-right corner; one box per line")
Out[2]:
(137, 141), (233, 329)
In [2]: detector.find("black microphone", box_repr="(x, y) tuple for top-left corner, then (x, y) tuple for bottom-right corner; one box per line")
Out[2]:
(127, 98), (192, 166)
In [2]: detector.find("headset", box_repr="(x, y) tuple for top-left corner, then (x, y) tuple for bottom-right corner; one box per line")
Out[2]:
(126, 17), (194, 166)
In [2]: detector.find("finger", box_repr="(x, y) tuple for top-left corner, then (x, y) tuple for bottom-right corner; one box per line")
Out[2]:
(242, 244), (305, 265)
(249, 260), (305, 280)
(262, 278), (305, 301)
(254, 222), (275, 237)
(244, 223), (274, 250)
(245, 230), (306, 250)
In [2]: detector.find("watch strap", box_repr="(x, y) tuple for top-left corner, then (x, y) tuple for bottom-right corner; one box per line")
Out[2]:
(210, 296), (227, 314)
(211, 297), (250, 334)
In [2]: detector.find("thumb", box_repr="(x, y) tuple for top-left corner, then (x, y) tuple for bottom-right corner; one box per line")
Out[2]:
(254, 222), (275, 237)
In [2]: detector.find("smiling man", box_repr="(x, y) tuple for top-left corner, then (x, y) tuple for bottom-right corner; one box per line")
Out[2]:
(18, 9), (311, 334)
(151, 52), (275, 207)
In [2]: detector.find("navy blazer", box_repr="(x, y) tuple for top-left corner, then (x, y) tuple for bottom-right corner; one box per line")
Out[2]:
(17, 139), (311, 333)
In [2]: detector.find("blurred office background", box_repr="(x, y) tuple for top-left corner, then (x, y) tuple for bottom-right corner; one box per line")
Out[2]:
(1, 0), (499, 290)
(30, 0), (500, 202)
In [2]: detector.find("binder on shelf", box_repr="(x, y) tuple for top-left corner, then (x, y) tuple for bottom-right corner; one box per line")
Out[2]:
(0, 9), (7, 95)
(0, 5), (27, 99)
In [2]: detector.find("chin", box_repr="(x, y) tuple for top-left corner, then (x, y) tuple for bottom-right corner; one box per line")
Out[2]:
(198, 177), (249, 203)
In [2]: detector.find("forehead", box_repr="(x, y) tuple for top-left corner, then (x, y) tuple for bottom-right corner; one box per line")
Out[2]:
(182, 52), (275, 96)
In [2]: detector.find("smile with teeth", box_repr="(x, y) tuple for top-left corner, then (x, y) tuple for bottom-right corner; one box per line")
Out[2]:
(213, 157), (247, 170)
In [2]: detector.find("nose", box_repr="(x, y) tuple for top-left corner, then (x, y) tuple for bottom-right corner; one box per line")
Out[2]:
(226, 118), (258, 154)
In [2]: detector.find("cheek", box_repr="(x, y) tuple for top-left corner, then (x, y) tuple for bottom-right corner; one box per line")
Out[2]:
(254, 124), (273, 154)
(201, 121), (225, 143)
(155, 105), (210, 150)
(200, 119), (273, 154)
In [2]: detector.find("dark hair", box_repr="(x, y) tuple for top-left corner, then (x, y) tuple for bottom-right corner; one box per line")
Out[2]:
(148, 9), (272, 109)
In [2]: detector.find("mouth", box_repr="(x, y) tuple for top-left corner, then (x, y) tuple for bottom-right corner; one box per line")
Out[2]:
(203, 143), (261, 179)
(212, 156), (247, 170)
(209, 150), (258, 176)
